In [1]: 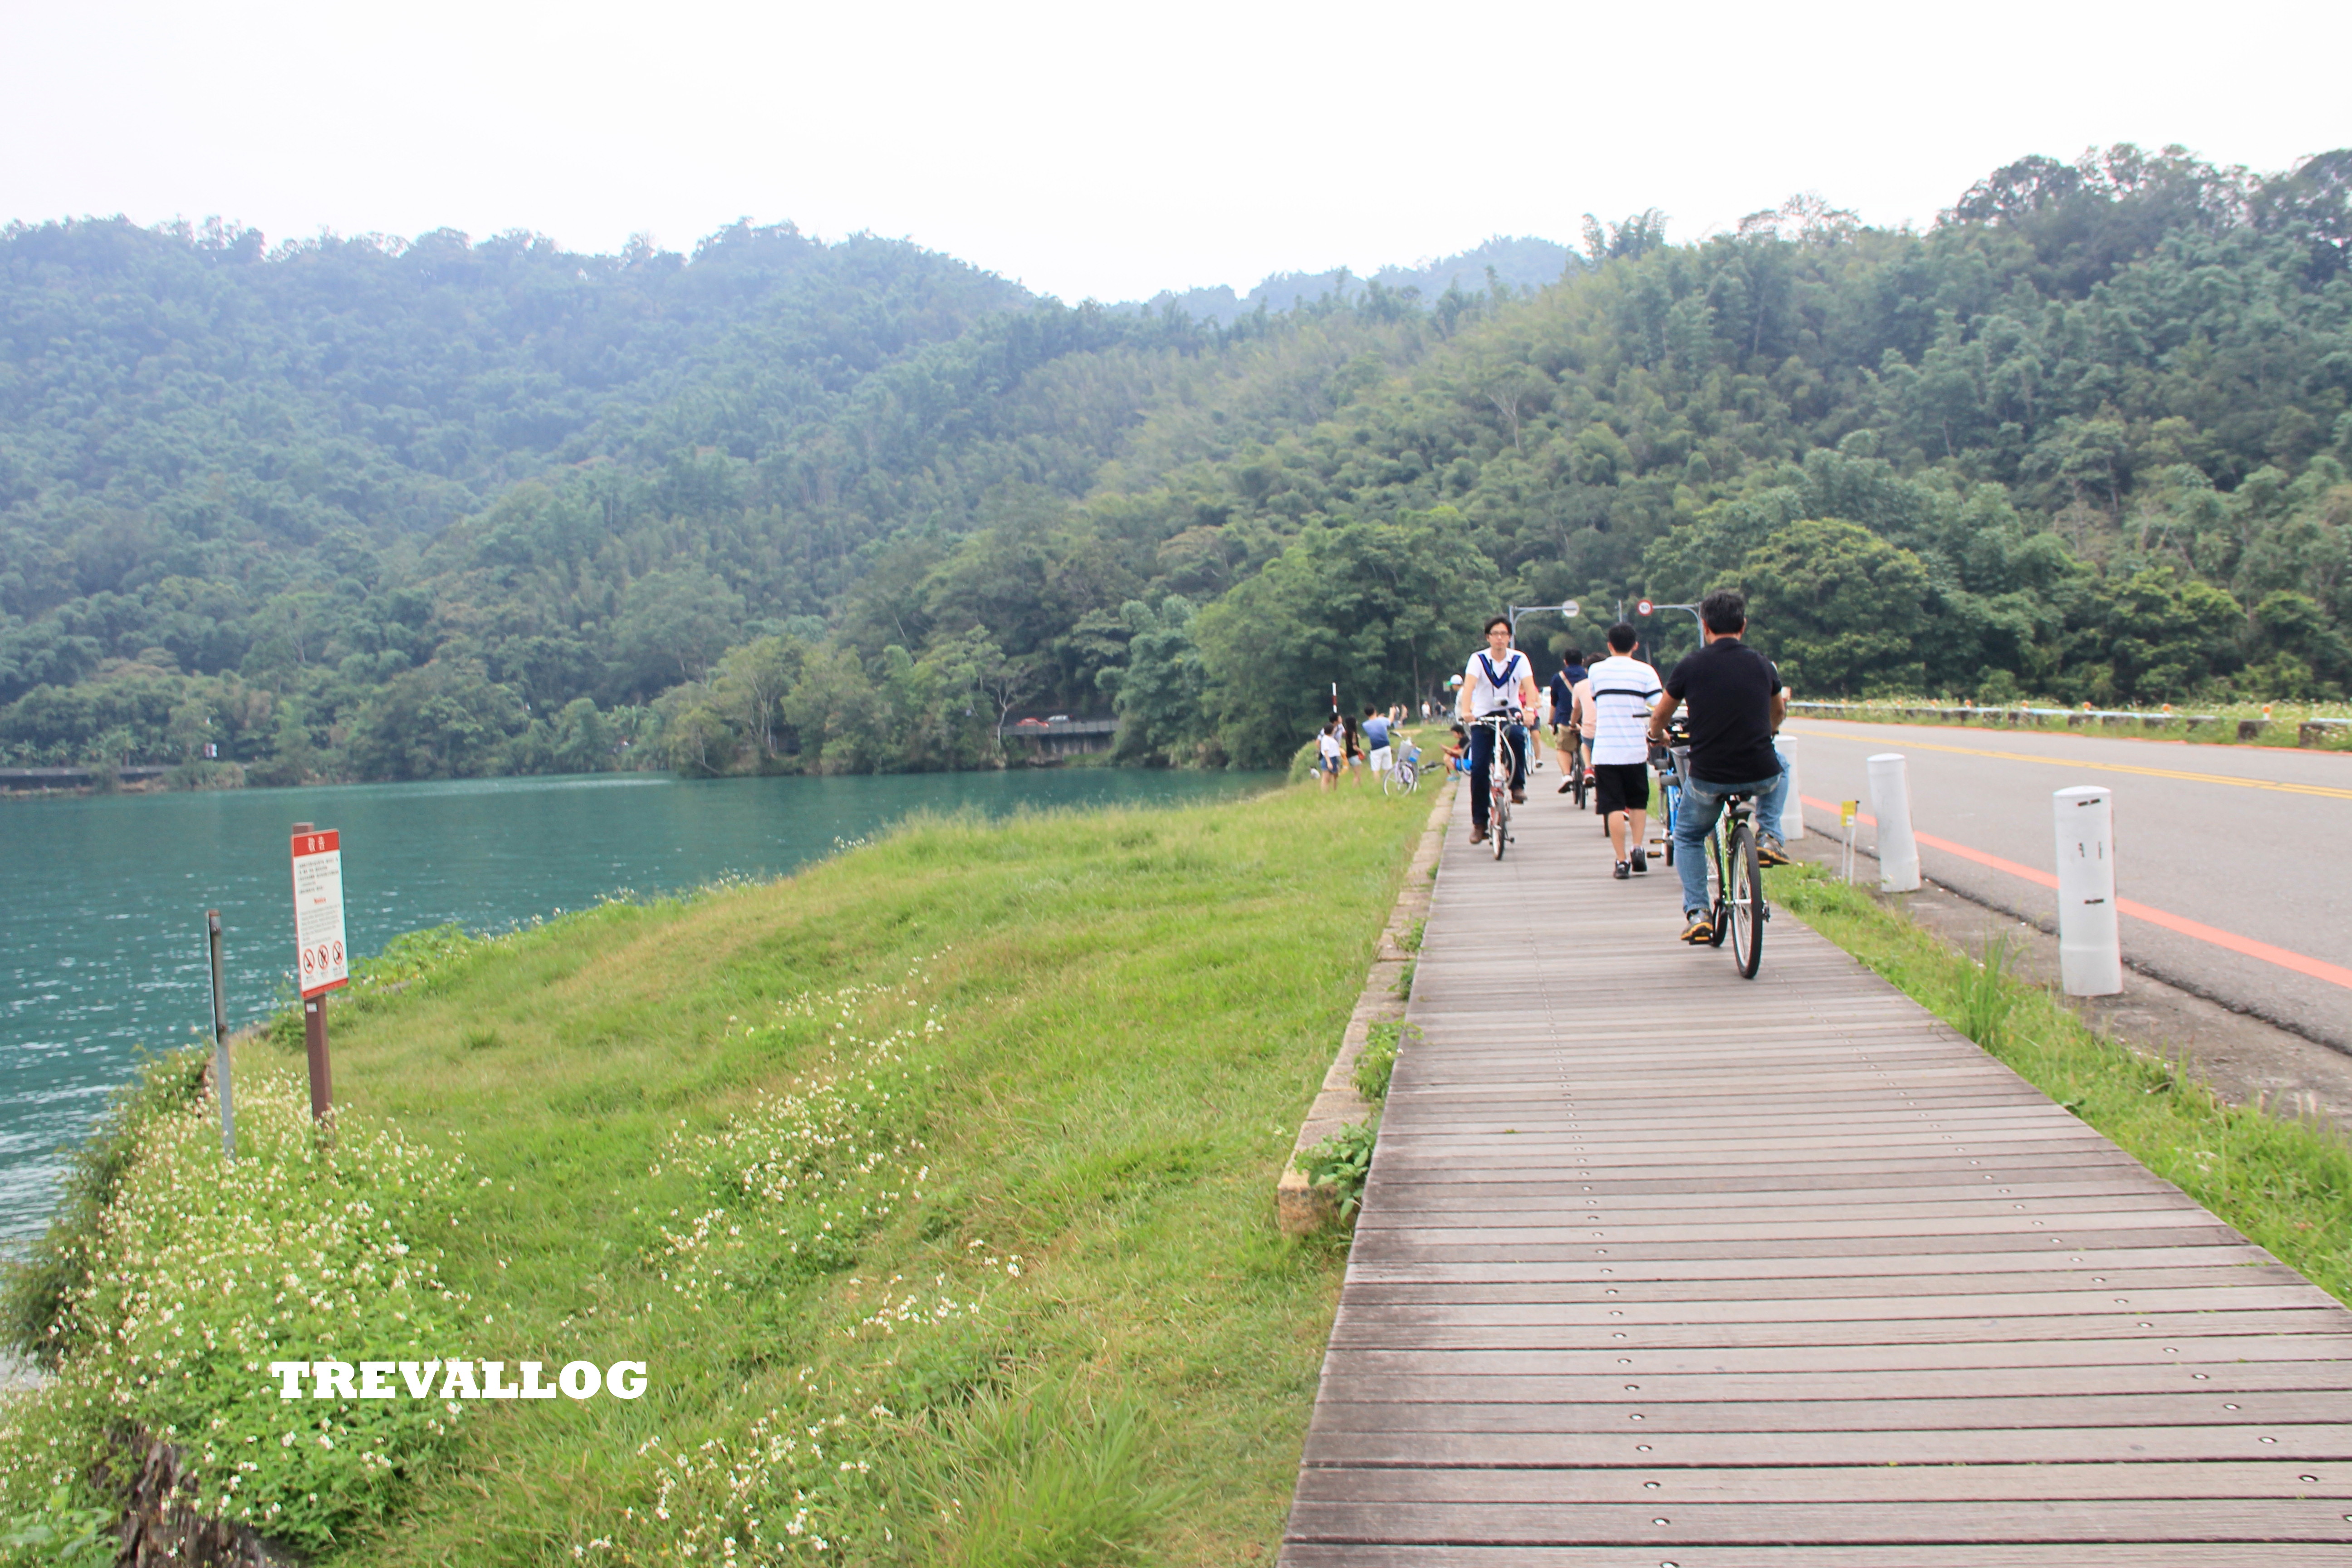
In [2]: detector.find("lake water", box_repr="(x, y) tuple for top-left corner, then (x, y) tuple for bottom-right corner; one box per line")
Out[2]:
(0, 767), (1274, 1245)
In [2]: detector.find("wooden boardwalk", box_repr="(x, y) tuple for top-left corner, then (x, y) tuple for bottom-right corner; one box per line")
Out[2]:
(1283, 782), (2352, 1564)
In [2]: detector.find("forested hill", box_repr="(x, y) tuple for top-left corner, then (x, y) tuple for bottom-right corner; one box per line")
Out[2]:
(5, 144), (2350, 783)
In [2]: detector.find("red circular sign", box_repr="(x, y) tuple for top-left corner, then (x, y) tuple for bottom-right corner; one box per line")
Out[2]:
(1637, 599), (1655, 616)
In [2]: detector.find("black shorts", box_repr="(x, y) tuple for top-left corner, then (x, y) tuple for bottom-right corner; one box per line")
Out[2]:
(1593, 762), (1651, 816)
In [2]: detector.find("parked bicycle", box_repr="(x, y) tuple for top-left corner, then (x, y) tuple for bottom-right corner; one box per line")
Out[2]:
(1382, 739), (1422, 797)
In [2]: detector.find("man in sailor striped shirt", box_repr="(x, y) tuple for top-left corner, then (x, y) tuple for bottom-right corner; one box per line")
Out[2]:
(1586, 622), (1663, 879)
(1456, 615), (1538, 845)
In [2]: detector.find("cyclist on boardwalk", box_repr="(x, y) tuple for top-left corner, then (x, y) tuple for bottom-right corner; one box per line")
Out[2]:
(1646, 589), (1793, 943)
(1585, 623), (1662, 879)
(1457, 616), (1537, 845)
(1547, 646), (1589, 794)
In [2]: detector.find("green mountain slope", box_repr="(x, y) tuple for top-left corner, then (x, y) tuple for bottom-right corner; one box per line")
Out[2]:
(5, 145), (2348, 780)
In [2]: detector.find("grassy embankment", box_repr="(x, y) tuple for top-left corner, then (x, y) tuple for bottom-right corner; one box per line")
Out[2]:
(2, 780), (1429, 1566)
(1774, 863), (2352, 1306)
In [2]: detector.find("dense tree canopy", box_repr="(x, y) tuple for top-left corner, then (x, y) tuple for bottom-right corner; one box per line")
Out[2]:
(5, 143), (2349, 782)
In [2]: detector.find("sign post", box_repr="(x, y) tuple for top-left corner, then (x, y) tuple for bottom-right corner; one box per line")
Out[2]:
(206, 910), (235, 1160)
(289, 823), (348, 1123)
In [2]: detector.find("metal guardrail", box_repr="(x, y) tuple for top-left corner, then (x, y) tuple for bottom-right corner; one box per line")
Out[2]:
(1788, 701), (2352, 747)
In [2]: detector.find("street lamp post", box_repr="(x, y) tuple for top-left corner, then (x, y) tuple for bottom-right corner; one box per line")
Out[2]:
(1507, 600), (1581, 641)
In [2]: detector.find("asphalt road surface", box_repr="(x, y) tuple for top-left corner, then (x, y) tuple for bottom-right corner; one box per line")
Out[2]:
(1780, 720), (2352, 1053)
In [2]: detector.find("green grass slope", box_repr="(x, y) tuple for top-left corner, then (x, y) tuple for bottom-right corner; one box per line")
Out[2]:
(4, 780), (1427, 1566)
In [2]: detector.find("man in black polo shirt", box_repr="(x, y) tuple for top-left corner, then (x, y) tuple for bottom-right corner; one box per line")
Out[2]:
(1646, 589), (1793, 944)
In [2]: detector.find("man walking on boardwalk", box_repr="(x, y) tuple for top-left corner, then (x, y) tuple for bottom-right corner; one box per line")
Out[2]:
(1546, 647), (1589, 793)
(1647, 589), (1793, 944)
(1585, 623), (1662, 879)
(1458, 616), (1537, 846)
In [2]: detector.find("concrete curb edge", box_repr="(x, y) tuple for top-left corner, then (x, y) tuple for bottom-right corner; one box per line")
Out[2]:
(1275, 774), (1454, 1236)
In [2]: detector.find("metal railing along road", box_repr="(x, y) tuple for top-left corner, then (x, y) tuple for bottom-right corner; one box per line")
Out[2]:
(1788, 700), (2352, 748)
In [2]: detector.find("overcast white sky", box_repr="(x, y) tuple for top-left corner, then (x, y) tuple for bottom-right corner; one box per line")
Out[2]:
(5, 1), (2347, 303)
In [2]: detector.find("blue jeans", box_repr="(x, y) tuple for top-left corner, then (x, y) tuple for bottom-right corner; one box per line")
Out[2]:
(1673, 757), (1789, 916)
(1466, 721), (1528, 833)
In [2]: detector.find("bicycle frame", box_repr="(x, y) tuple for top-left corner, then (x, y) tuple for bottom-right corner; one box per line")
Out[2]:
(1705, 792), (1768, 978)
(1470, 712), (1524, 858)
(1664, 737), (1768, 976)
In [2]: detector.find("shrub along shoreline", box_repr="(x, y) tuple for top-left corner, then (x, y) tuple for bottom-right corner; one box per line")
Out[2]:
(2, 781), (1430, 1565)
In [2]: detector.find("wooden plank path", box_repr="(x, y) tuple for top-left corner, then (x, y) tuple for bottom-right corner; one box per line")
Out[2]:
(1282, 782), (2352, 1564)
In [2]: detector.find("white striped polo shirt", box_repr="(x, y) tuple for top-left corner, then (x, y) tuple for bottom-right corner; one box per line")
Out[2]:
(1584, 655), (1662, 765)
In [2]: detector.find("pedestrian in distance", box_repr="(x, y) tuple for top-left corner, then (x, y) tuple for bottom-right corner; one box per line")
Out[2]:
(1316, 717), (1344, 791)
(1646, 588), (1794, 944)
(1362, 705), (1394, 782)
(1458, 615), (1538, 846)
(1586, 622), (1662, 879)
(1442, 723), (1470, 775)
(1548, 646), (1589, 793)
(1342, 712), (1365, 784)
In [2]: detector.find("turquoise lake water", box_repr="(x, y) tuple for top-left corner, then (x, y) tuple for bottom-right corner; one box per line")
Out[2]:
(0, 767), (1274, 1245)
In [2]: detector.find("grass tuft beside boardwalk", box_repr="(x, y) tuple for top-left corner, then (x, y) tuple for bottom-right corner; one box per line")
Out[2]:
(1777, 863), (2352, 1307)
(3, 782), (1429, 1566)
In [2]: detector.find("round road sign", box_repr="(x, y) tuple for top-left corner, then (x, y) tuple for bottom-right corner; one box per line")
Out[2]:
(1637, 599), (1655, 616)
(1561, 600), (1580, 618)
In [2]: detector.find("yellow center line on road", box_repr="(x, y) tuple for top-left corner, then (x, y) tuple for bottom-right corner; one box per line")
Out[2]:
(1784, 725), (2352, 802)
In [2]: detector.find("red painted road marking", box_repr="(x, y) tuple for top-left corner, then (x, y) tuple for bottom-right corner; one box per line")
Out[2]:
(1800, 794), (2352, 992)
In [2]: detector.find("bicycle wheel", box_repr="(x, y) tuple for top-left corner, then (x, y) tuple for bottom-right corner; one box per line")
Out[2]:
(1490, 773), (1510, 858)
(1726, 819), (1764, 978)
(1704, 823), (1729, 946)
(1382, 758), (1409, 797)
(1661, 783), (1678, 866)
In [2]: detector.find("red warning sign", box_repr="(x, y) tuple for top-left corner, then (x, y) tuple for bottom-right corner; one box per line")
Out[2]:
(291, 830), (349, 999)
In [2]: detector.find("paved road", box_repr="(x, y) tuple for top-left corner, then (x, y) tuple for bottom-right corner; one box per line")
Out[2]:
(1782, 721), (2352, 1053)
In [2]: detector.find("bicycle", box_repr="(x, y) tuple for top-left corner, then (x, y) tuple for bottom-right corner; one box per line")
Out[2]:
(1649, 734), (1684, 867)
(1469, 711), (1525, 859)
(1556, 726), (1590, 811)
(1661, 739), (1770, 979)
(1382, 740), (1421, 797)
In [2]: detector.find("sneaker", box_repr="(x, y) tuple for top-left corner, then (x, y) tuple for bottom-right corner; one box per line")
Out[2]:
(1469, 828), (1488, 845)
(1557, 779), (1573, 794)
(1511, 789), (1526, 804)
(1757, 837), (1792, 867)
(1630, 847), (1648, 874)
(1613, 860), (1630, 880)
(1681, 911), (1714, 944)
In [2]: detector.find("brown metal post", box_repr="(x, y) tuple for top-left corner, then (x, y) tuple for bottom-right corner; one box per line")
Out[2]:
(304, 994), (332, 1123)
(292, 822), (332, 1125)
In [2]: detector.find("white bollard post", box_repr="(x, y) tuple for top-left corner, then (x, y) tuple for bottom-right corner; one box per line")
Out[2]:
(1775, 735), (1804, 843)
(1867, 753), (1921, 892)
(2053, 785), (2123, 996)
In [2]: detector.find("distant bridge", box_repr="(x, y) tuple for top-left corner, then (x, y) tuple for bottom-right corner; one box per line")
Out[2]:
(0, 766), (172, 791)
(1004, 717), (1117, 757)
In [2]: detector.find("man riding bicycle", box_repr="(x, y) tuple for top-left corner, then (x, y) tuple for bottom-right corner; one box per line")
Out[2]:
(1459, 615), (1537, 846)
(1646, 589), (1793, 944)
